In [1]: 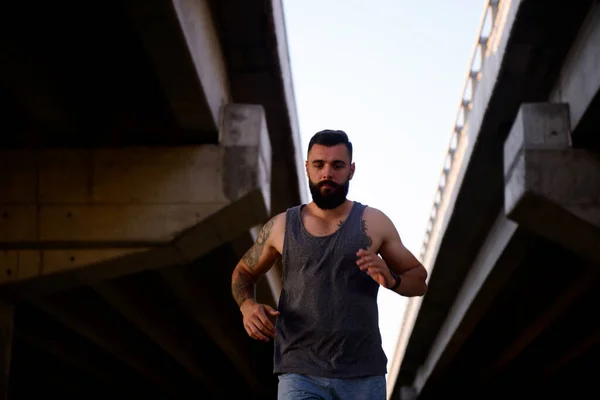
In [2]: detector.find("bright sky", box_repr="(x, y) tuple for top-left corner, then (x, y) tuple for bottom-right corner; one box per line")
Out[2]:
(282, 0), (486, 373)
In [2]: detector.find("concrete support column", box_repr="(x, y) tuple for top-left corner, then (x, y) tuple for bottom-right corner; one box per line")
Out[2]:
(503, 102), (600, 263)
(0, 103), (272, 300)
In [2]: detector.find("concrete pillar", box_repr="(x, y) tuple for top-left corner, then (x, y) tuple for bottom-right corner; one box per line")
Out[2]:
(503, 102), (600, 263)
(0, 103), (272, 300)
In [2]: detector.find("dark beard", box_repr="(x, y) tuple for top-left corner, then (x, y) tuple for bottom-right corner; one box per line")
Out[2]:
(308, 179), (350, 210)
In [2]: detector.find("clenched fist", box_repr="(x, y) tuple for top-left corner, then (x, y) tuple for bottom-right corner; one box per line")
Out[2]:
(240, 299), (280, 342)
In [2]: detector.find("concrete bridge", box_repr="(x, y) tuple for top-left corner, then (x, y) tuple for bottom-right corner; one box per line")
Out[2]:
(388, 0), (600, 399)
(0, 0), (307, 398)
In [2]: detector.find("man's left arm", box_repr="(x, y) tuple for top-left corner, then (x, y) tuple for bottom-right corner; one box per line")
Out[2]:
(375, 210), (428, 297)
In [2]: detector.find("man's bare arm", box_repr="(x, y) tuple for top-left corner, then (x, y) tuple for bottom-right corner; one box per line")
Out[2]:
(232, 214), (284, 341)
(231, 214), (282, 307)
(376, 210), (428, 297)
(231, 269), (255, 308)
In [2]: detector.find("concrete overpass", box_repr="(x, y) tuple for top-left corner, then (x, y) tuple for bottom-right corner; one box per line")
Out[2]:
(388, 0), (600, 399)
(0, 0), (306, 398)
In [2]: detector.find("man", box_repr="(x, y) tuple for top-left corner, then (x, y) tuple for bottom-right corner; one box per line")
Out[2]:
(231, 129), (428, 399)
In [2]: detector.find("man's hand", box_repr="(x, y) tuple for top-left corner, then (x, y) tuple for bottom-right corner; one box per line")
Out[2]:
(356, 249), (396, 288)
(240, 299), (280, 342)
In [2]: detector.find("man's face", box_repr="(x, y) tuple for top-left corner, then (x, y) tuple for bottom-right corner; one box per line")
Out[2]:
(305, 143), (355, 210)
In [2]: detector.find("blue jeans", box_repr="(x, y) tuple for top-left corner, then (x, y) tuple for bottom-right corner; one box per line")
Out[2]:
(277, 373), (386, 400)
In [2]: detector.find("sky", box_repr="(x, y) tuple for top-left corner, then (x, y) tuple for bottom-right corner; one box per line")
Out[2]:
(281, 0), (486, 373)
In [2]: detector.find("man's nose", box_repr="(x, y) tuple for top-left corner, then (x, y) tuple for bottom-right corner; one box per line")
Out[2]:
(321, 165), (334, 180)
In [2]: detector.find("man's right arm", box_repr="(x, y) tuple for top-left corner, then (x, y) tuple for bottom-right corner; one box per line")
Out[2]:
(231, 214), (281, 307)
(231, 213), (283, 341)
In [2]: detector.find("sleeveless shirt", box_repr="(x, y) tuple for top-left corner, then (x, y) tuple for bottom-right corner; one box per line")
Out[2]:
(273, 201), (388, 378)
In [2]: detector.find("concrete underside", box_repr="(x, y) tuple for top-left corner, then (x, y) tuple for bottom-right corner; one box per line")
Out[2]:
(0, 0), (305, 399)
(392, 0), (600, 399)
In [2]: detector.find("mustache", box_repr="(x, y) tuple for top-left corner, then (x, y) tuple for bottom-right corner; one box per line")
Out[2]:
(317, 180), (341, 188)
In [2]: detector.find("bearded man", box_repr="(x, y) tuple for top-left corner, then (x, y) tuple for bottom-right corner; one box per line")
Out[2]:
(231, 129), (428, 400)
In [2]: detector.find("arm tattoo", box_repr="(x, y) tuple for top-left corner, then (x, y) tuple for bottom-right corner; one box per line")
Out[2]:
(241, 216), (276, 271)
(233, 216), (277, 306)
(232, 268), (254, 307)
(361, 219), (373, 249)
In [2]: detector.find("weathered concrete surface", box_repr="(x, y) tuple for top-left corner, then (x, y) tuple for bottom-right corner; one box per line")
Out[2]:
(413, 212), (533, 393)
(550, 1), (600, 147)
(125, 0), (230, 134)
(504, 103), (600, 264)
(210, 0), (309, 215)
(92, 279), (221, 394)
(390, 0), (598, 398)
(0, 0), (304, 397)
(388, 0), (522, 392)
(0, 103), (271, 300)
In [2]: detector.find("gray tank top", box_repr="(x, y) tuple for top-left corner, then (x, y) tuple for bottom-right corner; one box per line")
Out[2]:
(273, 201), (388, 378)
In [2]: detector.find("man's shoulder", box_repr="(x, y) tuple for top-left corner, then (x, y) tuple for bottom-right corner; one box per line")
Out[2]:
(272, 211), (287, 224)
(361, 205), (388, 222)
(264, 211), (288, 236)
(260, 212), (288, 253)
(360, 205), (397, 244)
(362, 205), (395, 233)
(262, 212), (286, 229)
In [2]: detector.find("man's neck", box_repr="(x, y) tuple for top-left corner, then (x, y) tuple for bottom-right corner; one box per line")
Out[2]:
(307, 200), (353, 221)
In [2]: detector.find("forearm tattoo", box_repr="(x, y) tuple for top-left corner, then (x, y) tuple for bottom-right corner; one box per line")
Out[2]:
(232, 268), (254, 307)
(232, 216), (277, 306)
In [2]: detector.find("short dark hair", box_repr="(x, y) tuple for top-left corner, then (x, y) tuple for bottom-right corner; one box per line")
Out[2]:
(307, 129), (353, 160)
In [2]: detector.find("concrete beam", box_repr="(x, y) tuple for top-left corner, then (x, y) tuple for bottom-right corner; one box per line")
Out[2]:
(387, 0), (521, 393)
(158, 264), (263, 396)
(270, 0), (310, 206)
(412, 213), (533, 394)
(30, 296), (181, 397)
(550, 2), (600, 138)
(398, 103), (600, 397)
(0, 104), (271, 300)
(391, 3), (598, 397)
(504, 103), (600, 264)
(92, 280), (221, 395)
(125, 0), (230, 135)
(482, 264), (600, 381)
(210, 0), (309, 212)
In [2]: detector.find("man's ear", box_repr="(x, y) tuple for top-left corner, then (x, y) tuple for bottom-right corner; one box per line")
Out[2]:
(305, 160), (309, 176)
(349, 162), (356, 180)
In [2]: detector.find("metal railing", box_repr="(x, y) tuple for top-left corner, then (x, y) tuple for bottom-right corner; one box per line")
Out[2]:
(419, 0), (501, 262)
